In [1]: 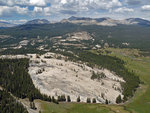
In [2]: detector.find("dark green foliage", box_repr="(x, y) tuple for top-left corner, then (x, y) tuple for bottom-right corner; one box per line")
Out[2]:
(52, 96), (55, 102)
(58, 95), (66, 102)
(116, 95), (122, 104)
(0, 90), (28, 113)
(42, 94), (51, 102)
(0, 23), (80, 39)
(0, 48), (45, 55)
(86, 98), (91, 103)
(67, 96), (71, 102)
(105, 99), (109, 104)
(29, 93), (34, 102)
(77, 96), (80, 102)
(58, 96), (61, 102)
(92, 98), (96, 103)
(91, 72), (106, 80)
(0, 59), (42, 100)
(44, 56), (52, 59)
(61, 95), (66, 102)
(81, 25), (150, 51)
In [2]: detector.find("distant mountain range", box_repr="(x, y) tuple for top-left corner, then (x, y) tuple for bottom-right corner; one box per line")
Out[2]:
(61, 16), (150, 26)
(1, 17), (150, 28)
(0, 21), (16, 28)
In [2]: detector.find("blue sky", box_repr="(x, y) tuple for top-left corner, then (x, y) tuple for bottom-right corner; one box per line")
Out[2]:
(0, 0), (150, 24)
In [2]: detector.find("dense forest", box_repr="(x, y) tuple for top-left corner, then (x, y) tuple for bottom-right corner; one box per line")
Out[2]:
(0, 59), (42, 99)
(0, 48), (45, 55)
(0, 90), (28, 113)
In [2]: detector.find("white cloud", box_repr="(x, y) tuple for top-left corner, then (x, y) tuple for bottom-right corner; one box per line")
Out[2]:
(15, 6), (28, 14)
(33, 7), (43, 13)
(0, 6), (28, 16)
(0, 0), (47, 7)
(29, 0), (46, 6)
(114, 7), (134, 13)
(61, 0), (67, 4)
(0, 0), (150, 20)
(0, 0), (28, 6)
(142, 5), (150, 11)
(49, 0), (122, 13)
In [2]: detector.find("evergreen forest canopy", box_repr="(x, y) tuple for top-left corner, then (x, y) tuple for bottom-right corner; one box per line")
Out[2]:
(0, 90), (28, 113)
(0, 59), (42, 99)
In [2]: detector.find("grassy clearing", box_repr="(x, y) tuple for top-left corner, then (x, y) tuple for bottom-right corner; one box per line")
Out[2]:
(37, 100), (131, 113)
(125, 58), (150, 113)
(38, 48), (150, 113)
(38, 100), (132, 113)
(101, 48), (150, 113)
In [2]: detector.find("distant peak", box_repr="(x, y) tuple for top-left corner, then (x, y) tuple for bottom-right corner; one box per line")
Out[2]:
(25, 19), (50, 25)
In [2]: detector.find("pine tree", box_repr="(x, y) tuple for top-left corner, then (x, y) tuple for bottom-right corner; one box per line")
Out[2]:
(58, 96), (61, 102)
(61, 95), (66, 102)
(87, 98), (91, 103)
(67, 95), (71, 102)
(77, 96), (80, 102)
(48, 96), (51, 102)
(52, 96), (55, 102)
(105, 99), (108, 104)
(116, 95), (122, 104)
(92, 98), (96, 103)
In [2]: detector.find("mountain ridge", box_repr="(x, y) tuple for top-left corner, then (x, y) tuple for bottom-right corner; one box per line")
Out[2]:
(23, 17), (150, 27)
(61, 16), (150, 26)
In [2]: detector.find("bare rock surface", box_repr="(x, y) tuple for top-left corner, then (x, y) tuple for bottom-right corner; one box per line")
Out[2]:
(28, 53), (124, 104)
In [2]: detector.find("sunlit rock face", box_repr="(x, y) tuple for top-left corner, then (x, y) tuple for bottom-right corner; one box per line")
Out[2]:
(28, 53), (124, 104)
